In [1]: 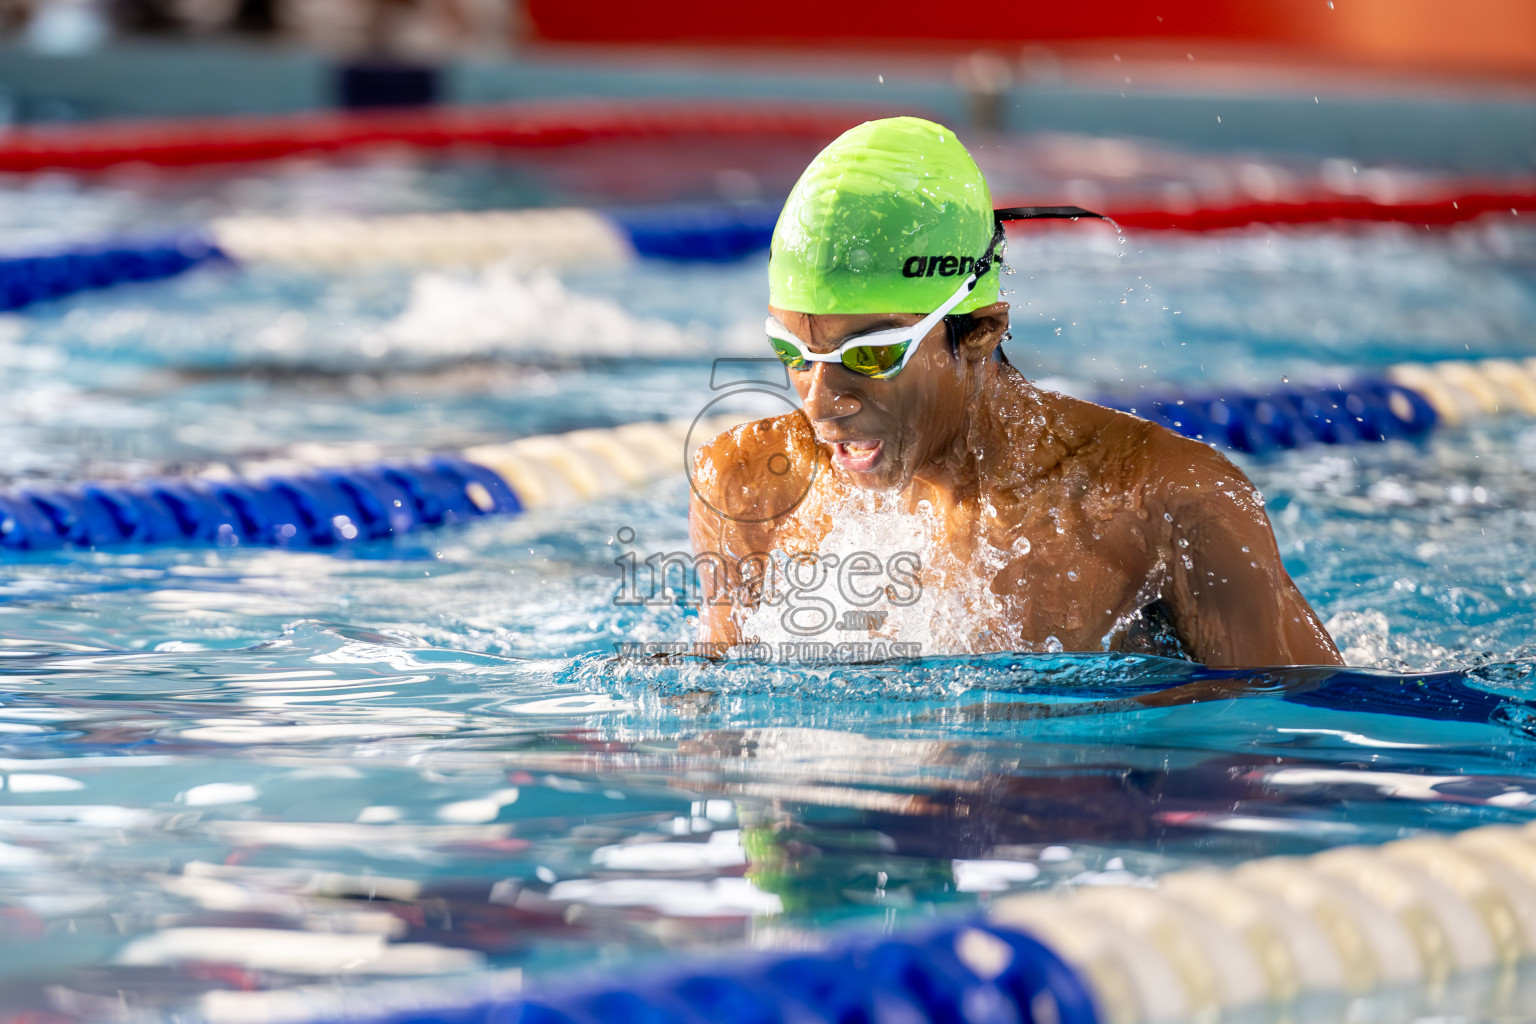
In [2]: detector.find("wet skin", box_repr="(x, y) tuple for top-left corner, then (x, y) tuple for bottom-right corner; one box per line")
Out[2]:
(688, 300), (1343, 669)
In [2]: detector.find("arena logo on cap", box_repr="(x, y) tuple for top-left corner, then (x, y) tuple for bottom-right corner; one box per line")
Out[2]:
(900, 255), (978, 278)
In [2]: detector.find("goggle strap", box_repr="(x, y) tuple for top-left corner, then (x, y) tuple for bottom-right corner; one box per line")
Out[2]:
(993, 205), (1107, 222)
(972, 205), (1109, 281)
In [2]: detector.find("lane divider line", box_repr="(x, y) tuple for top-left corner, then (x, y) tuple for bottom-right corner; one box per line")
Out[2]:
(1387, 355), (1536, 426)
(2, 356), (1533, 553)
(260, 819), (1536, 1024)
(283, 917), (1100, 1024)
(1077, 190), (1536, 233)
(1095, 376), (1439, 452)
(0, 415), (745, 552)
(207, 208), (637, 272)
(0, 231), (225, 313)
(0, 103), (884, 173)
(4, 189), (1530, 311)
(992, 821), (1536, 1022)
(0, 202), (785, 311)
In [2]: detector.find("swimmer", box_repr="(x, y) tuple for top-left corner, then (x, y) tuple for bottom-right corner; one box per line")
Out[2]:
(689, 116), (1342, 668)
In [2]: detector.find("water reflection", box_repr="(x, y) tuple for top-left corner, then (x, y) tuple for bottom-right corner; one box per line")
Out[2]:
(1, 628), (1535, 1017)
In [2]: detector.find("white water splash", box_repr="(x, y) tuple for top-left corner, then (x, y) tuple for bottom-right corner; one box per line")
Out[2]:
(734, 489), (1022, 657)
(1323, 608), (1469, 671)
(378, 263), (714, 361)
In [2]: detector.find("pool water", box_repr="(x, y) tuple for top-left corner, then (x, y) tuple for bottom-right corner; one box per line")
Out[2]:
(1, 142), (1536, 1021)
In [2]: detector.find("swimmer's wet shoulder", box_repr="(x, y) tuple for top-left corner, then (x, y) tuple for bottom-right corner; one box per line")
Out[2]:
(1137, 428), (1343, 666)
(980, 393), (1340, 666)
(688, 115), (1342, 669)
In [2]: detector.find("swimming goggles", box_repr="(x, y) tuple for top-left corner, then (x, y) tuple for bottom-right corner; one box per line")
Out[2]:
(767, 205), (1104, 380)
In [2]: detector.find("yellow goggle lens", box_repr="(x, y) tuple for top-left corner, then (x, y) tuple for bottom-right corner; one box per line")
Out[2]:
(767, 335), (913, 379)
(769, 336), (807, 370)
(841, 342), (910, 379)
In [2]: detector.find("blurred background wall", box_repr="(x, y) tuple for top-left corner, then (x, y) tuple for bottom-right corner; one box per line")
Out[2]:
(0, 0), (1531, 170)
(526, 0), (1536, 79)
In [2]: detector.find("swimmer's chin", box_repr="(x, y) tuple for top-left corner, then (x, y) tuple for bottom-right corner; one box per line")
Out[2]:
(831, 439), (884, 475)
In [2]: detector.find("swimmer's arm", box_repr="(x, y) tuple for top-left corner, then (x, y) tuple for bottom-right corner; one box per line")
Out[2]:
(1160, 456), (1342, 668)
(687, 415), (811, 646)
(687, 488), (742, 646)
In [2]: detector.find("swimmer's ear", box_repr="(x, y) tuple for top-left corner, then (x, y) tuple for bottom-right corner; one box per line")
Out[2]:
(953, 301), (1010, 364)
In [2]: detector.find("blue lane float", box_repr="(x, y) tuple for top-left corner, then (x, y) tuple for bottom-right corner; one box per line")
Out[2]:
(0, 230), (227, 312)
(605, 201), (780, 262)
(334, 919), (1097, 1024)
(0, 456), (518, 552)
(1097, 377), (1440, 453)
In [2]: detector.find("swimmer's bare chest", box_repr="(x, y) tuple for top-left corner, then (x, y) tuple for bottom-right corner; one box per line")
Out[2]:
(765, 452), (1175, 655)
(984, 476), (1174, 652)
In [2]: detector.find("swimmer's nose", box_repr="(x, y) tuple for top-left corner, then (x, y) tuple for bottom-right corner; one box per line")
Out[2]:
(801, 362), (860, 421)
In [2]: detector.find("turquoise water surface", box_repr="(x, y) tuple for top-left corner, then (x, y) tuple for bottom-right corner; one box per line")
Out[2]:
(0, 144), (1535, 1021)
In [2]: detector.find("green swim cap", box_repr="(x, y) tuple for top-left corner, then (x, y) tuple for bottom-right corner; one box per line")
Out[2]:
(768, 116), (998, 316)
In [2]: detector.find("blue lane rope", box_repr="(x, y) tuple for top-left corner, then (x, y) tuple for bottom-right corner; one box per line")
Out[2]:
(0, 230), (227, 312)
(0, 455), (518, 552)
(320, 920), (1097, 1024)
(605, 202), (780, 262)
(1096, 378), (1439, 453)
(0, 203), (780, 312)
(0, 374), (1452, 553)
(3, 196), (1529, 311)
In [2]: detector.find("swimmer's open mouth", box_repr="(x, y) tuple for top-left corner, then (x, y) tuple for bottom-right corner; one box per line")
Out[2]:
(832, 440), (883, 472)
